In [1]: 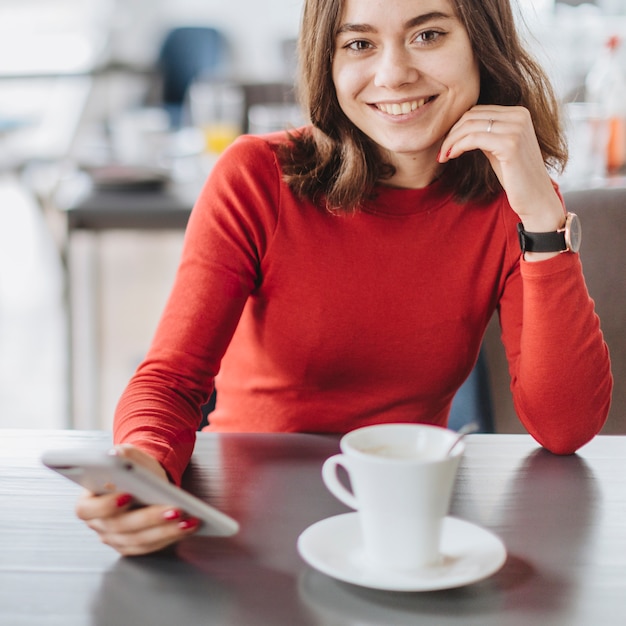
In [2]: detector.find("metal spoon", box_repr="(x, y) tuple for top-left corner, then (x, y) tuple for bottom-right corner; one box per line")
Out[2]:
(446, 421), (480, 456)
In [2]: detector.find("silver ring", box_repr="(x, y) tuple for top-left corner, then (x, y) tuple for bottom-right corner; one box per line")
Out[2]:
(486, 118), (494, 133)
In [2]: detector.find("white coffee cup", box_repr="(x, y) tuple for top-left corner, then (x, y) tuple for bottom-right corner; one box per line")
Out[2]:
(322, 423), (464, 571)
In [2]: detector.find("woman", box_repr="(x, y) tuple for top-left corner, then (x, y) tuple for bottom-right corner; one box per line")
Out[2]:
(77, 0), (612, 555)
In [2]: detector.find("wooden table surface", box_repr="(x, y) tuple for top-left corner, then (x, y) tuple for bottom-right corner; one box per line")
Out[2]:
(1, 429), (625, 625)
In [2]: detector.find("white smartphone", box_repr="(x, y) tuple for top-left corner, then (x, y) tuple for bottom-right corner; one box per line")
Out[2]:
(41, 448), (239, 537)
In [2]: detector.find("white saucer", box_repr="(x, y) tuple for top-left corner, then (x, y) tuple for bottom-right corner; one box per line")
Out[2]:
(297, 513), (506, 592)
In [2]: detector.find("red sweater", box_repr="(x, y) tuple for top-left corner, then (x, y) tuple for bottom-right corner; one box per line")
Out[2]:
(114, 132), (612, 484)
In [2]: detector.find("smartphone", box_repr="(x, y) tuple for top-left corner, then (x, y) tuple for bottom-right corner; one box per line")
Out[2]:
(41, 448), (239, 537)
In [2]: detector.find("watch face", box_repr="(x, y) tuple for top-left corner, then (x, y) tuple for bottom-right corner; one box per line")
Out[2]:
(566, 213), (582, 253)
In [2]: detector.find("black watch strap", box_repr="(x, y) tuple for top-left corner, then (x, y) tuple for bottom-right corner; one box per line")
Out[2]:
(516, 223), (567, 253)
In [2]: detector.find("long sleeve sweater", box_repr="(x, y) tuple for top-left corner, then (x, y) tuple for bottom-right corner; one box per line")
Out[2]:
(114, 131), (612, 484)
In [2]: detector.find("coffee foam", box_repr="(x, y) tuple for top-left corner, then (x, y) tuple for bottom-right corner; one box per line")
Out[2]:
(357, 444), (442, 461)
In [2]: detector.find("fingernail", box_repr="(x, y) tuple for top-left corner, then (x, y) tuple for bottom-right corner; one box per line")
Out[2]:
(445, 147), (452, 158)
(163, 509), (181, 521)
(178, 517), (200, 531)
(116, 494), (132, 508)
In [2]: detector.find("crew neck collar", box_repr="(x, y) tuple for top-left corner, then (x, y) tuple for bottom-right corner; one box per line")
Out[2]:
(363, 178), (454, 216)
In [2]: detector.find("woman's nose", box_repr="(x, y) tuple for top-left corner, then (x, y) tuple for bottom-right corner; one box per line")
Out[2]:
(373, 46), (419, 89)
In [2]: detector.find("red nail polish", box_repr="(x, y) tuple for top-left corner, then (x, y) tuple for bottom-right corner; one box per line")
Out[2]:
(116, 494), (132, 508)
(163, 509), (181, 521)
(179, 517), (200, 531)
(445, 147), (452, 158)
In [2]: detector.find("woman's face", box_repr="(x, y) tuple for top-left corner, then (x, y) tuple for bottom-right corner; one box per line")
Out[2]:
(332, 0), (480, 172)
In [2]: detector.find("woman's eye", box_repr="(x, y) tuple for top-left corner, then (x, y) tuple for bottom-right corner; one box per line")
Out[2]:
(346, 39), (372, 52)
(415, 29), (444, 45)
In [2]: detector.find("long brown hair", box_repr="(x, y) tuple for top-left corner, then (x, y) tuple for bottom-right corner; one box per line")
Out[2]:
(280, 0), (567, 212)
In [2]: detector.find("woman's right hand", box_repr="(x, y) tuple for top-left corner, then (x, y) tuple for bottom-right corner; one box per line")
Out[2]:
(75, 444), (201, 556)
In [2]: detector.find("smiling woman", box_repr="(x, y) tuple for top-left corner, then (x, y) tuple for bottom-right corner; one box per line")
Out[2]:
(331, 1), (480, 189)
(72, 0), (611, 557)
(284, 0), (568, 212)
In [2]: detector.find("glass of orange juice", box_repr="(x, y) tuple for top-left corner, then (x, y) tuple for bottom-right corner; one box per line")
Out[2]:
(189, 81), (245, 154)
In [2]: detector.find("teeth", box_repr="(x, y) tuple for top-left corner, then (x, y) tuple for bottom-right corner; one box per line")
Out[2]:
(377, 98), (426, 115)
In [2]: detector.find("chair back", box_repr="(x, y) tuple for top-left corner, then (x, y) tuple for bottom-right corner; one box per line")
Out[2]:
(483, 185), (626, 434)
(157, 26), (230, 126)
(562, 186), (626, 433)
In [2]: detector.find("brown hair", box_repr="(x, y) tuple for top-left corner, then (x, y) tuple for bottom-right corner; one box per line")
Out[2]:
(280, 0), (567, 212)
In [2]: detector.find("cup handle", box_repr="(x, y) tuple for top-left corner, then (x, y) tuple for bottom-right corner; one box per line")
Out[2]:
(321, 454), (359, 510)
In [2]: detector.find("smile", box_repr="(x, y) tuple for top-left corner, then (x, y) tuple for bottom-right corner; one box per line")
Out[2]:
(375, 97), (432, 115)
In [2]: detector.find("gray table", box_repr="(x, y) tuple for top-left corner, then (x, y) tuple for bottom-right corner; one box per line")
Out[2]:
(65, 183), (195, 232)
(1, 429), (624, 625)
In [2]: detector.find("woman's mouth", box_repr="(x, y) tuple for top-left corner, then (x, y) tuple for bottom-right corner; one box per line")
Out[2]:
(375, 96), (435, 116)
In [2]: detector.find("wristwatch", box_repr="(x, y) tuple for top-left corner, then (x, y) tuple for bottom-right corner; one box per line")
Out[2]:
(517, 212), (581, 254)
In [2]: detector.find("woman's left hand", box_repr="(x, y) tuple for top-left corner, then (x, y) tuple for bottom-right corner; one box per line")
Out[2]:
(438, 104), (564, 234)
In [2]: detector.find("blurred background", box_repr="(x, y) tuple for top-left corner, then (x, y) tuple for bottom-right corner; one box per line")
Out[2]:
(1, 0), (625, 431)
